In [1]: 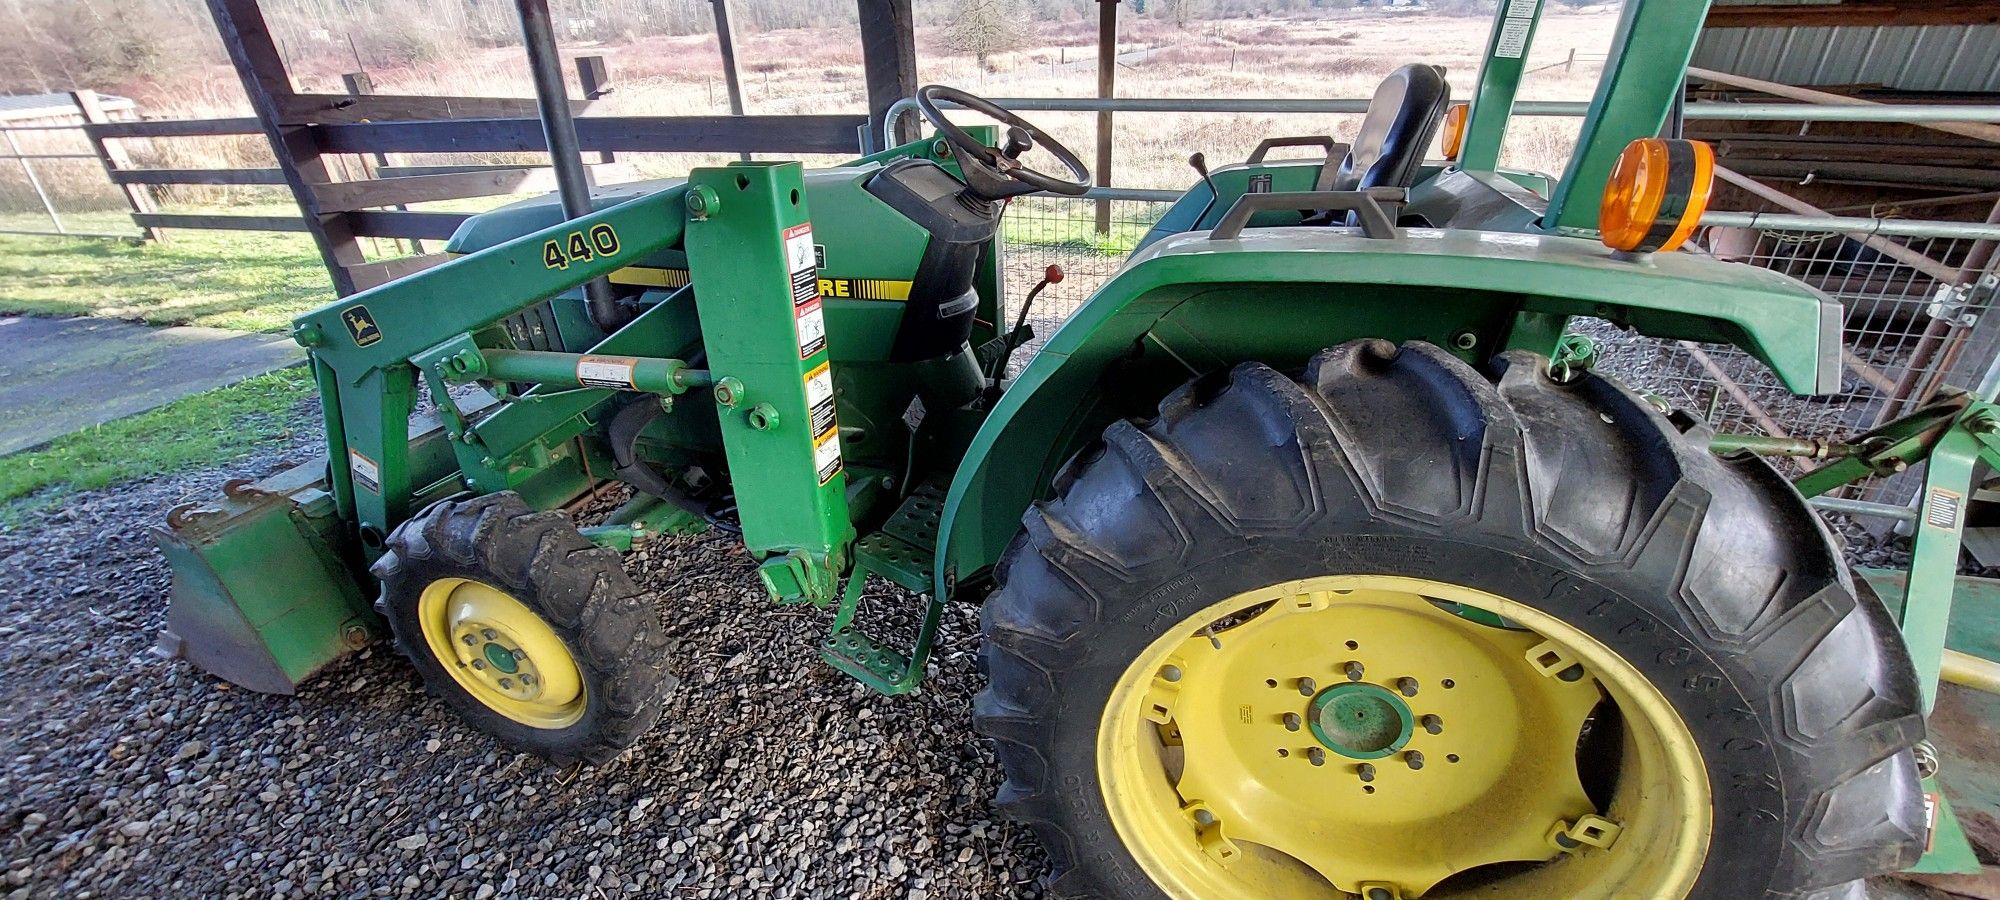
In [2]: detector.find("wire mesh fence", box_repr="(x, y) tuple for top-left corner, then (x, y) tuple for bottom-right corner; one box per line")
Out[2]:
(997, 196), (1169, 365)
(997, 197), (2000, 504)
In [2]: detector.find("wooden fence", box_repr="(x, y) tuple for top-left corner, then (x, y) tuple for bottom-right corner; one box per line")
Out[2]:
(14, 0), (916, 296)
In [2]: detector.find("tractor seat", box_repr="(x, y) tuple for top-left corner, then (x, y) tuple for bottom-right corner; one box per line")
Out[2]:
(1298, 64), (1451, 229)
(1334, 63), (1452, 193)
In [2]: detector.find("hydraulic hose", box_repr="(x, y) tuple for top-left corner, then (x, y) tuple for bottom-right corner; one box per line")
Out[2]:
(606, 397), (713, 524)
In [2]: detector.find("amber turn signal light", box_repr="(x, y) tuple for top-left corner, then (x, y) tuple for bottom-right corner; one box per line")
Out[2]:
(1441, 103), (1469, 161)
(1599, 137), (1715, 254)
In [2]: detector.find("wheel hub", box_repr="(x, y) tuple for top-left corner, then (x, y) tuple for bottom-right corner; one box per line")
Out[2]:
(1307, 683), (1412, 760)
(448, 617), (548, 701)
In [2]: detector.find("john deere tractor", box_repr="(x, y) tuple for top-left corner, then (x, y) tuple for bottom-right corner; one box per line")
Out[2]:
(154, 1), (1957, 896)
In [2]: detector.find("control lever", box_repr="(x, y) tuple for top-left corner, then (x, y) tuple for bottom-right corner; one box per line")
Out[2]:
(1189, 152), (1221, 229)
(984, 264), (1065, 400)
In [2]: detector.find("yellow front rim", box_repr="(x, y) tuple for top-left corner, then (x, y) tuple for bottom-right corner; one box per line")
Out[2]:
(417, 578), (588, 729)
(1098, 575), (1711, 899)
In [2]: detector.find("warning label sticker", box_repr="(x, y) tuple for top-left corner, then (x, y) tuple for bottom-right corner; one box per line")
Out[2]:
(1506, 0), (1538, 18)
(795, 299), (826, 360)
(1924, 792), (1940, 853)
(806, 361), (841, 484)
(576, 355), (638, 390)
(348, 449), (381, 494)
(1496, 18), (1532, 58)
(785, 223), (826, 359)
(805, 361), (837, 438)
(813, 429), (843, 485)
(1926, 487), (1964, 531)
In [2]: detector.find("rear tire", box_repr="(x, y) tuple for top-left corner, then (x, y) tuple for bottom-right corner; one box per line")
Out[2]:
(975, 340), (1925, 898)
(374, 492), (675, 766)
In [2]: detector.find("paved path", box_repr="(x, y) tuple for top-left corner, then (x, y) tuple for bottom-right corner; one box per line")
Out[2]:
(0, 315), (303, 456)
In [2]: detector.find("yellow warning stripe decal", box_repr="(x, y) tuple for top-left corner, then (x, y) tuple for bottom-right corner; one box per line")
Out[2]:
(456, 258), (910, 302)
(607, 267), (693, 289)
(818, 277), (912, 301)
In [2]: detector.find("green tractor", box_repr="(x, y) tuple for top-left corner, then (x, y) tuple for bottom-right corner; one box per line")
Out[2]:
(155, 1), (1958, 896)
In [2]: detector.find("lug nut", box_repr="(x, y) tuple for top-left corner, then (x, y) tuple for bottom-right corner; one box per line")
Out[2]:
(1308, 748), (1327, 767)
(1296, 677), (1317, 696)
(481, 628), (497, 640)
(1421, 714), (1443, 735)
(498, 678), (514, 689)
(1283, 712), (1302, 732)
(521, 673), (535, 686)
(1395, 677), (1419, 697)
(462, 634), (477, 646)
(1343, 661), (1365, 681)
(1405, 750), (1425, 770)
(1356, 763), (1376, 783)
(471, 659), (486, 670)
(513, 649), (528, 662)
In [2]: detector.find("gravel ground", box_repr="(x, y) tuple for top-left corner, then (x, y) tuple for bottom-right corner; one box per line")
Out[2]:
(0, 399), (1047, 899)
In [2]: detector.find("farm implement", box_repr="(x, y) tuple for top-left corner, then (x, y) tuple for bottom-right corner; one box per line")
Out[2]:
(151, 0), (2000, 895)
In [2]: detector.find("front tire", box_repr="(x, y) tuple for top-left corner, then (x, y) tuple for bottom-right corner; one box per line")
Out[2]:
(976, 341), (1924, 898)
(374, 492), (675, 766)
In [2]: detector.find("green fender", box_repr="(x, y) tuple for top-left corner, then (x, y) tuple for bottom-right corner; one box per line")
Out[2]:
(934, 226), (1843, 596)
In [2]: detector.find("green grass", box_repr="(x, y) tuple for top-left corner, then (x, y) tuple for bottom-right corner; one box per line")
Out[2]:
(0, 367), (316, 523)
(0, 211), (333, 333)
(1002, 199), (1164, 256)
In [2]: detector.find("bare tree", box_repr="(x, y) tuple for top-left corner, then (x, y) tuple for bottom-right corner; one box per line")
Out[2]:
(943, 0), (1025, 71)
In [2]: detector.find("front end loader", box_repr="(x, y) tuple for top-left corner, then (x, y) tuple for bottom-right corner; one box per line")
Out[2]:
(153, 1), (1994, 895)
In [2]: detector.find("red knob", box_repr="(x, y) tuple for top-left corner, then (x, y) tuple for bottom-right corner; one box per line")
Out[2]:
(1044, 264), (1065, 284)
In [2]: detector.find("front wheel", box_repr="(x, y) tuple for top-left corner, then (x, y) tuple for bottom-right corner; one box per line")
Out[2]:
(976, 341), (1925, 898)
(373, 492), (675, 766)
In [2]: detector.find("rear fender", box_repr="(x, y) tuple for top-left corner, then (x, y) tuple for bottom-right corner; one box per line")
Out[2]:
(935, 226), (1841, 596)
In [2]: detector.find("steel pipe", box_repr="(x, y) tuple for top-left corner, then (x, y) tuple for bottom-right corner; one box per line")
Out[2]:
(1701, 212), (2000, 242)
(1806, 496), (1918, 523)
(514, 0), (623, 330)
(890, 95), (1997, 122)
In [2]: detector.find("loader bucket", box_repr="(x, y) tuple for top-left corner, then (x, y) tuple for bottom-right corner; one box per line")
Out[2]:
(151, 460), (381, 694)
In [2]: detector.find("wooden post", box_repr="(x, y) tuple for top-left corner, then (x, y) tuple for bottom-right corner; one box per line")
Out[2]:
(339, 72), (421, 255)
(857, 0), (918, 152)
(1094, 0), (1119, 235)
(72, 90), (160, 241)
(206, 0), (365, 296)
(575, 55), (615, 163)
(710, 0), (750, 161)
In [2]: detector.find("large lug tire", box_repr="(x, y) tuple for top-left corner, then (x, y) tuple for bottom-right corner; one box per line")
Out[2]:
(974, 340), (1926, 898)
(374, 492), (675, 767)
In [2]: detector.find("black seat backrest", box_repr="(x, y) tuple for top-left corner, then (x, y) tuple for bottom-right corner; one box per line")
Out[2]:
(1332, 64), (1451, 192)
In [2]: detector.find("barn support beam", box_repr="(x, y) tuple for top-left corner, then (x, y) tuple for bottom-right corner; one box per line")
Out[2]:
(205, 0), (366, 295)
(858, 0), (919, 152)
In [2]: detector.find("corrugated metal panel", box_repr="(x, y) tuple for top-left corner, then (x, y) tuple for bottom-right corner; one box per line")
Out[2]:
(1694, 23), (2000, 93)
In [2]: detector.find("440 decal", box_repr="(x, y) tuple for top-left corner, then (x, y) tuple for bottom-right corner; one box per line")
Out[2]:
(542, 224), (621, 270)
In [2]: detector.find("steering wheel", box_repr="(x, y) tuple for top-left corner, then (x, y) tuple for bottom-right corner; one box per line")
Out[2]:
(916, 84), (1092, 200)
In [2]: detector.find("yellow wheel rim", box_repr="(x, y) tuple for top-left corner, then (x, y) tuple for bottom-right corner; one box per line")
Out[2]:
(416, 577), (588, 729)
(1098, 575), (1711, 899)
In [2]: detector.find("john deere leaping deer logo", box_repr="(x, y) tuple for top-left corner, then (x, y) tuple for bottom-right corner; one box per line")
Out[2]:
(342, 305), (382, 347)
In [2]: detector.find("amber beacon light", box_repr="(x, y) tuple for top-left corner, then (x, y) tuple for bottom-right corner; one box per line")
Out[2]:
(1598, 137), (1715, 254)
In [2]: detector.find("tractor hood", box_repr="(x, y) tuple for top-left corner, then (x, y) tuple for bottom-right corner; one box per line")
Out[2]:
(446, 177), (688, 255)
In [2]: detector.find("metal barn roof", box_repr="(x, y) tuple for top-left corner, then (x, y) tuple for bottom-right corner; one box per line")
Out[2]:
(1695, 24), (2000, 93)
